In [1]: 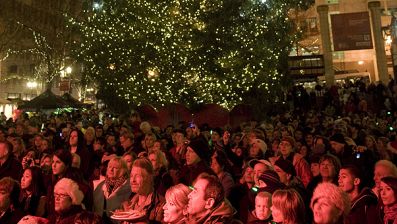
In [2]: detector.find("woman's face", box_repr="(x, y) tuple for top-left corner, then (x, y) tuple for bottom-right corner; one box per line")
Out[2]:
(320, 159), (336, 179)
(69, 131), (78, 146)
(365, 137), (374, 148)
(312, 197), (341, 224)
(40, 140), (49, 151)
(270, 204), (284, 223)
(153, 142), (161, 152)
(52, 155), (66, 176)
(380, 181), (396, 206)
(279, 140), (293, 157)
(21, 169), (32, 190)
(210, 157), (222, 175)
(149, 153), (160, 171)
(163, 198), (183, 223)
(85, 131), (95, 143)
(106, 160), (125, 179)
(311, 163), (320, 177)
(122, 155), (134, 172)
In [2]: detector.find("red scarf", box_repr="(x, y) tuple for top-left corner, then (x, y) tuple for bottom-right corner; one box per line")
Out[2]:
(384, 203), (397, 224)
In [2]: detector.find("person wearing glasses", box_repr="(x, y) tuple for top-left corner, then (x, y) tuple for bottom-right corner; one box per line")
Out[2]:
(49, 178), (84, 224)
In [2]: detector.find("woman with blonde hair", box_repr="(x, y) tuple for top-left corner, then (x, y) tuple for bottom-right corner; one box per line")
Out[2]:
(271, 188), (306, 224)
(162, 184), (191, 224)
(93, 157), (131, 223)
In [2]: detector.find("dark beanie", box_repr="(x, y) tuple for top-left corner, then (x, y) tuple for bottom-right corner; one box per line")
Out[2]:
(329, 133), (346, 144)
(54, 149), (73, 167)
(275, 159), (296, 176)
(258, 170), (285, 194)
(188, 138), (210, 162)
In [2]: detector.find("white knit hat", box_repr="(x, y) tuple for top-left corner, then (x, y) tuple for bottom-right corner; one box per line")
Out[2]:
(54, 178), (84, 205)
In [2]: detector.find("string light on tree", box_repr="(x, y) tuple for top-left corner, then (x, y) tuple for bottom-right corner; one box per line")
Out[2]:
(69, 0), (313, 109)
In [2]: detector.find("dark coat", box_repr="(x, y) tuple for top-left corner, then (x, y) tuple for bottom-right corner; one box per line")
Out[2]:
(0, 155), (23, 180)
(0, 208), (24, 223)
(49, 205), (83, 224)
(179, 160), (215, 186)
(345, 188), (381, 224)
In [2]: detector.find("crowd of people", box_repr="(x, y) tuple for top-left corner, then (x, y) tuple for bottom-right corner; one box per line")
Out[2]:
(0, 80), (397, 224)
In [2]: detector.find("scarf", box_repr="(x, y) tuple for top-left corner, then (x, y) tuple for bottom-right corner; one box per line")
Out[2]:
(384, 203), (397, 224)
(105, 175), (127, 195)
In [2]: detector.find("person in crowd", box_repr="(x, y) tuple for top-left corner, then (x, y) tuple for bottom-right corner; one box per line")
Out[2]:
(270, 188), (306, 224)
(211, 150), (235, 197)
(186, 172), (237, 223)
(163, 184), (191, 224)
(143, 133), (157, 152)
(0, 140), (23, 180)
(179, 138), (214, 186)
(46, 149), (73, 217)
(257, 170), (286, 194)
(122, 151), (136, 173)
(8, 134), (26, 161)
(74, 210), (103, 224)
(68, 128), (93, 179)
(311, 182), (351, 224)
(379, 176), (397, 224)
(93, 157), (131, 223)
(338, 165), (380, 224)
(168, 129), (187, 168)
(49, 178), (84, 224)
(307, 154), (341, 197)
(274, 136), (312, 187)
(84, 127), (96, 151)
(249, 138), (267, 160)
(120, 158), (165, 223)
(247, 191), (272, 223)
(71, 153), (81, 169)
(309, 155), (321, 178)
(119, 132), (137, 155)
(0, 177), (25, 223)
(19, 166), (47, 217)
(249, 159), (273, 188)
(274, 159), (306, 200)
(229, 161), (255, 223)
(373, 160), (397, 197)
(329, 133), (375, 183)
(148, 149), (173, 196)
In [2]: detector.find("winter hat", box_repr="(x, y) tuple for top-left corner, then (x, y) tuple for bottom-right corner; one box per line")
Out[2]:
(311, 182), (351, 217)
(188, 138), (210, 162)
(211, 127), (223, 136)
(281, 136), (295, 147)
(258, 170), (286, 194)
(248, 159), (273, 170)
(252, 139), (267, 154)
(329, 133), (346, 145)
(54, 178), (84, 205)
(275, 159), (296, 176)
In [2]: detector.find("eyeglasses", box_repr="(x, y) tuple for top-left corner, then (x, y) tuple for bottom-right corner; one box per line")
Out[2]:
(54, 193), (70, 200)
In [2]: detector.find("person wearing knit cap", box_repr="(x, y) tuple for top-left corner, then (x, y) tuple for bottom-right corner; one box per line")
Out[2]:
(50, 178), (84, 224)
(178, 139), (215, 186)
(249, 139), (267, 159)
(257, 170), (285, 194)
(276, 136), (312, 187)
(311, 182), (351, 224)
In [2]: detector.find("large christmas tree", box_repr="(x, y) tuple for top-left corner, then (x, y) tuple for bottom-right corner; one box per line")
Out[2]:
(71, 0), (313, 110)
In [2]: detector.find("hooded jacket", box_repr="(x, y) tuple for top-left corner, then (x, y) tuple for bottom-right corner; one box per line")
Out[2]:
(345, 187), (381, 224)
(187, 199), (237, 224)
